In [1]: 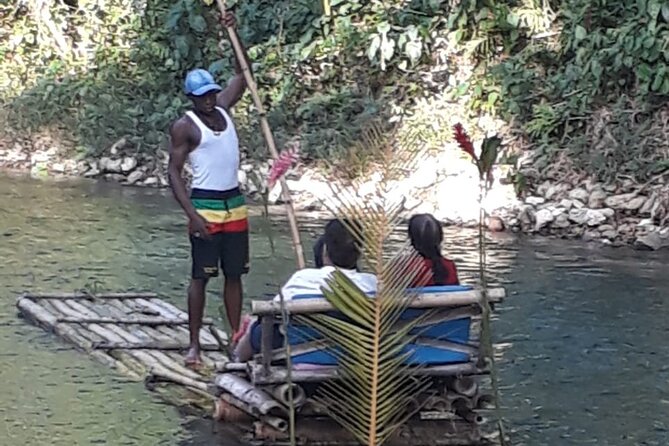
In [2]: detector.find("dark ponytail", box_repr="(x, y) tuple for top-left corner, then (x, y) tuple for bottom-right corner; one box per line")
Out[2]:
(408, 214), (448, 285)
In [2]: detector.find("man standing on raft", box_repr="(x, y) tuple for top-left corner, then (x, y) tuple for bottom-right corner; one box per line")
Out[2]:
(167, 12), (250, 367)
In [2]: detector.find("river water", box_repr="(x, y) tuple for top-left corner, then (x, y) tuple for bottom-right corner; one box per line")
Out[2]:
(1, 173), (668, 445)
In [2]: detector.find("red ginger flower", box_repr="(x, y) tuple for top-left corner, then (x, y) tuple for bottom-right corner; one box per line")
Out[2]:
(267, 147), (299, 189)
(453, 123), (477, 161)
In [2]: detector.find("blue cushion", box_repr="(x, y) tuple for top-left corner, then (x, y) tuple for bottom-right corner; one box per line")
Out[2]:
(252, 286), (475, 365)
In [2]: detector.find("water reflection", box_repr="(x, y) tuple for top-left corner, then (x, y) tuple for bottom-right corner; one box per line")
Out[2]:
(1, 173), (668, 445)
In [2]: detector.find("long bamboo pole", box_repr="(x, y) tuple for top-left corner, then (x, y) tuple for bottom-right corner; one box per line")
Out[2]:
(215, 0), (305, 269)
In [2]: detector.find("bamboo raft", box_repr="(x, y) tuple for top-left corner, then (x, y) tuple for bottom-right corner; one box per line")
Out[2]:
(16, 288), (505, 446)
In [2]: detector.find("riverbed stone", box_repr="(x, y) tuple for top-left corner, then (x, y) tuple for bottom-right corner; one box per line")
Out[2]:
(121, 156), (137, 173)
(604, 193), (647, 210)
(634, 231), (669, 251)
(583, 229), (600, 241)
(559, 199), (574, 210)
(534, 209), (554, 231)
(568, 208), (588, 225)
(568, 208), (608, 226)
(99, 157), (123, 173)
(572, 199), (586, 209)
(545, 183), (568, 200)
(525, 196), (545, 206)
(553, 213), (570, 229)
(639, 195), (656, 216)
(601, 230), (617, 240)
(568, 188), (589, 203)
(104, 173), (125, 182)
(143, 177), (158, 187)
(125, 170), (144, 185)
(109, 137), (127, 156)
(588, 189), (608, 209)
(84, 166), (100, 177)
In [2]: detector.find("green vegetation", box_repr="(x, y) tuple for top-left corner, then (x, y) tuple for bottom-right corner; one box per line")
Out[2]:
(2, 0), (668, 182)
(449, 0), (669, 182)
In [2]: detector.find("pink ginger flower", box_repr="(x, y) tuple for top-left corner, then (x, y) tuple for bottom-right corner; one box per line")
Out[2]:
(267, 147), (299, 189)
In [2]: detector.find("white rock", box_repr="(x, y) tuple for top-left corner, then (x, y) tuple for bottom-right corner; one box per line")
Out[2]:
(634, 232), (669, 251)
(601, 230), (617, 240)
(83, 167), (100, 178)
(605, 193), (646, 210)
(525, 196), (545, 206)
(571, 199), (585, 209)
(537, 181), (552, 197)
(237, 169), (248, 186)
(31, 152), (50, 164)
(553, 214), (571, 229)
(568, 208), (588, 225)
(534, 209), (554, 230)
(639, 196), (656, 215)
(588, 189), (607, 209)
(637, 219), (655, 228)
(583, 230), (600, 241)
(626, 196), (647, 211)
(600, 208), (615, 218)
(143, 177), (158, 186)
(110, 137), (127, 156)
(121, 156), (137, 173)
(559, 199), (574, 210)
(549, 206), (564, 218)
(51, 163), (65, 173)
(568, 188), (589, 203)
(568, 208), (608, 226)
(99, 157), (123, 173)
(125, 170), (144, 185)
(585, 209), (607, 226)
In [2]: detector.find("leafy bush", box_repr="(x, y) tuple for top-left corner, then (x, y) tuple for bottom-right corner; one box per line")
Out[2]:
(447, 0), (669, 182)
(1, 0), (451, 160)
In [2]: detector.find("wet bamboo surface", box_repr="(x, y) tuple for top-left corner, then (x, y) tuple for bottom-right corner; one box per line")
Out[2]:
(16, 291), (500, 445)
(16, 292), (228, 397)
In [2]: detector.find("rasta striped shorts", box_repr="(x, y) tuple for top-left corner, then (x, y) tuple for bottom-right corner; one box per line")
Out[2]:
(189, 187), (250, 279)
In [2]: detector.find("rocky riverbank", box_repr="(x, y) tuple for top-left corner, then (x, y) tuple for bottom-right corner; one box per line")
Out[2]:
(1, 140), (667, 251)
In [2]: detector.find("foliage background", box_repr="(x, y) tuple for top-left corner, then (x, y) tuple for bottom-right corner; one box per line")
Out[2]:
(2, 0), (669, 183)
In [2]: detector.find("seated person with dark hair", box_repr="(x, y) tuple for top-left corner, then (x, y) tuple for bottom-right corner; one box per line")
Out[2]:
(405, 213), (459, 287)
(312, 235), (326, 268)
(233, 219), (377, 361)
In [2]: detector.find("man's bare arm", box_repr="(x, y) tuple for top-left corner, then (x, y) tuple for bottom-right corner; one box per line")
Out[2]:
(217, 16), (252, 110)
(168, 119), (199, 220)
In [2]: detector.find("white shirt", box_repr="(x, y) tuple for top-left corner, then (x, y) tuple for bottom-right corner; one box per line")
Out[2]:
(273, 266), (377, 302)
(186, 107), (239, 191)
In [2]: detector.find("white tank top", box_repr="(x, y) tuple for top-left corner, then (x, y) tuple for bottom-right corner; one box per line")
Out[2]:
(186, 107), (239, 191)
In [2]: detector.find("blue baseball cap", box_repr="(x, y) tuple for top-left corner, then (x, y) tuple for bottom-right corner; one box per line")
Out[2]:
(184, 69), (222, 96)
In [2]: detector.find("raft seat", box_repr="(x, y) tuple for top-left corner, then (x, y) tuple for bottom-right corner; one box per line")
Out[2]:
(248, 285), (500, 382)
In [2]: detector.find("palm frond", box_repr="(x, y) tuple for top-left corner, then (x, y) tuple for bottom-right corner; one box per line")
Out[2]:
(292, 120), (438, 445)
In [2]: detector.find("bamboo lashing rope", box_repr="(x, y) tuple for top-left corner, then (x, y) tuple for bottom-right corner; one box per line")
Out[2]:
(215, 0), (305, 269)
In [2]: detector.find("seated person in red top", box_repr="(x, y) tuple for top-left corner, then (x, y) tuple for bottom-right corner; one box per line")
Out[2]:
(407, 213), (459, 287)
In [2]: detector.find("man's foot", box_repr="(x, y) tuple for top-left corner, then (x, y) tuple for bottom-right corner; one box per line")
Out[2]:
(184, 346), (203, 368)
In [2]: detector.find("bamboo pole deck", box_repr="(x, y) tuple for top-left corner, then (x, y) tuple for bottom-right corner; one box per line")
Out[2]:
(16, 290), (503, 445)
(16, 292), (223, 385)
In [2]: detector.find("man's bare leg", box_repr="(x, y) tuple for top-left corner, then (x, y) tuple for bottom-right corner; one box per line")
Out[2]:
(223, 276), (243, 334)
(186, 278), (207, 366)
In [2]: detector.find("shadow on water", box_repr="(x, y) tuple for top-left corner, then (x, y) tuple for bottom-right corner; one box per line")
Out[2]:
(1, 172), (668, 445)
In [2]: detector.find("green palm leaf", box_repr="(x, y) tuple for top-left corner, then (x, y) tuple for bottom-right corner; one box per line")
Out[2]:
(291, 121), (441, 445)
